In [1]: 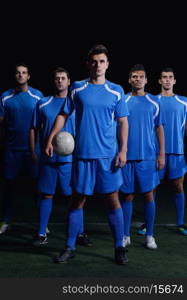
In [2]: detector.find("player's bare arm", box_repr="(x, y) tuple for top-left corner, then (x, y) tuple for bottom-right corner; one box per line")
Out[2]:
(115, 116), (128, 168)
(29, 128), (38, 163)
(45, 113), (67, 157)
(156, 124), (165, 170)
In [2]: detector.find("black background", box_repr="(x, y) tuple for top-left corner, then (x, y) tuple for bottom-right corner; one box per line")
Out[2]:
(0, 3), (186, 97)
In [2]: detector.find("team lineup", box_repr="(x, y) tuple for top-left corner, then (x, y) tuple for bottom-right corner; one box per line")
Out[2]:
(0, 44), (186, 265)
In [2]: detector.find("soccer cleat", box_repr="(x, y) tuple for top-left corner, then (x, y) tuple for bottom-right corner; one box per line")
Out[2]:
(76, 233), (92, 247)
(122, 236), (131, 247)
(46, 227), (50, 235)
(0, 222), (10, 235)
(54, 248), (75, 263)
(177, 224), (187, 236)
(32, 235), (48, 247)
(115, 246), (128, 265)
(137, 223), (146, 235)
(146, 236), (157, 249)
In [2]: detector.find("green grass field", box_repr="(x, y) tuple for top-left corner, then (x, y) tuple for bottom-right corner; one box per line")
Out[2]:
(0, 223), (187, 278)
(0, 177), (187, 279)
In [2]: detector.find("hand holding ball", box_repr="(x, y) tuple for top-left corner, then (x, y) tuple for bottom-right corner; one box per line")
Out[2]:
(52, 131), (75, 156)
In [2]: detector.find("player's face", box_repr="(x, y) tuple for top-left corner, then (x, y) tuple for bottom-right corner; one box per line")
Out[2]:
(88, 53), (109, 78)
(159, 72), (176, 90)
(15, 66), (30, 85)
(54, 72), (70, 92)
(129, 70), (147, 90)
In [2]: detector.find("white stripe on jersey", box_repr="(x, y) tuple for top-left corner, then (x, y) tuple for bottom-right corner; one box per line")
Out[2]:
(39, 97), (54, 109)
(71, 82), (89, 100)
(104, 84), (121, 101)
(175, 95), (187, 128)
(175, 95), (187, 107)
(28, 90), (41, 100)
(125, 95), (132, 103)
(2, 93), (14, 105)
(145, 94), (159, 119)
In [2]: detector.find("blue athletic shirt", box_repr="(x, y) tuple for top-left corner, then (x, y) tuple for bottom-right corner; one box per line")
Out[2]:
(0, 87), (43, 150)
(157, 94), (187, 154)
(61, 79), (128, 159)
(125, 93), (163, 160)
(32, 96), (75, 163)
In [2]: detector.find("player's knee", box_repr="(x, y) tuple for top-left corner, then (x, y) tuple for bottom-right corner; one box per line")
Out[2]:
(42, 193), (53, 199)
(144, 191), (154, 202)
(173, 183), (184, 194)
(122, 193), (134, 201)
(70, 193), (86, 209)
(172, 178), (184, 193)
(104, 191), (121, 210)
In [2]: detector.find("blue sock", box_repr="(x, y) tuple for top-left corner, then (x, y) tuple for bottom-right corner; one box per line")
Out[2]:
(78, 208), (84, 235)
(107, 207), (124, 248)
(38, 198), (53, 236)
(174, 192), (185, 226)
(121, 200), (133, 236)
(144, 201), (155, 236)
(66, 208), (82, 250)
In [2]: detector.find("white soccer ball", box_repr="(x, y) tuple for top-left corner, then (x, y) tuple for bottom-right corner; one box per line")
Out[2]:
(52, 131), (75, 156)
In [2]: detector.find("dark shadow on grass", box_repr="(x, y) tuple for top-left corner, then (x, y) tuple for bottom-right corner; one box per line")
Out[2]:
(75, 248), (122, 263)
(0, 238), (61, 258)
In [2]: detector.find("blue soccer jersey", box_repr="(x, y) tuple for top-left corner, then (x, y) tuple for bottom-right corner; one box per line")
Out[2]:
(125, 93), (163, 160)
(0, 87), (43, 150)
(157, 94), (187, 154)
(32, 96), (75, 163)
(62, 79), (128, 159)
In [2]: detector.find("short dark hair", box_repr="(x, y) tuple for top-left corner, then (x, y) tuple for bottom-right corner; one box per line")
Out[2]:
(87, 44), (109, 61)
(52, 67), (70, 79)
(129, 64), (147, 78)
(15, 62), (30, 73)
(159, 67), (175, 79)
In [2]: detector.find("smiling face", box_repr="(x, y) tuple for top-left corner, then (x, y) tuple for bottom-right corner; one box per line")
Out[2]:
(129, 70), (147, 91)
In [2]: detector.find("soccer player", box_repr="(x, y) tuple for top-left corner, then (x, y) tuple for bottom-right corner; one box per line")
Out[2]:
(0, 63), (43, 234)
(30, 67), (91, 246)
(120, 64), (165, 249)
(45, 44), (129, 265)
(138, 67), (187, 236)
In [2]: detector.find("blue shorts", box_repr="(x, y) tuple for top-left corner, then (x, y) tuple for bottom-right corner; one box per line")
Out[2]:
(3, 149), (38, 180)
(73, 158), (123, 195)
(120, 160), (160, 194)
(38, 162), (72, 195)
(159, 154), (187, 180)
